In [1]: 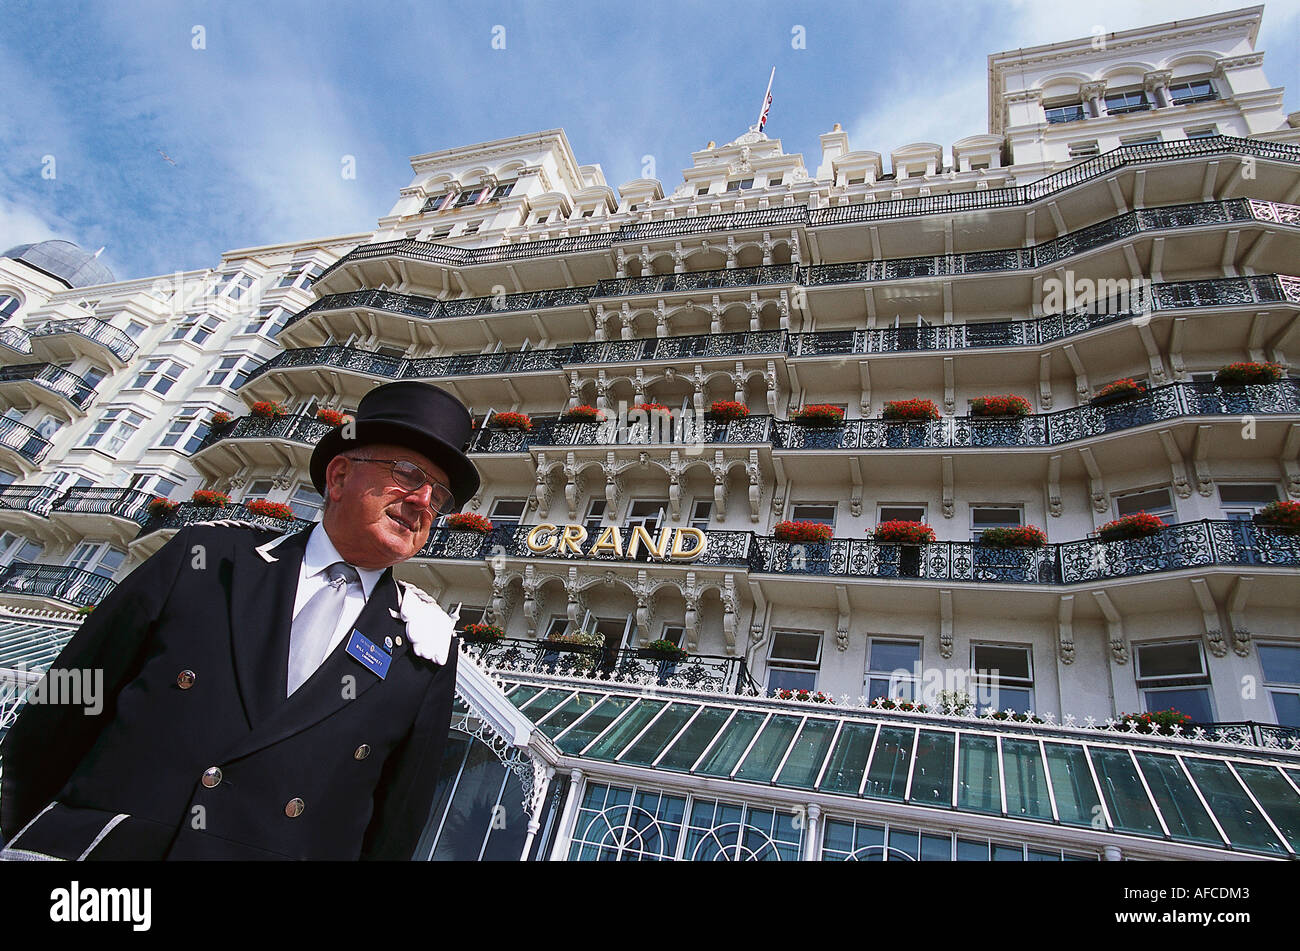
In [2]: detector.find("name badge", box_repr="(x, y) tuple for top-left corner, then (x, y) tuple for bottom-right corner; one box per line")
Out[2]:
(346, 629), (392, 680)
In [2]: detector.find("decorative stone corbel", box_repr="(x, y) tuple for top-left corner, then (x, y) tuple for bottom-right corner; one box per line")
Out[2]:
(1283, 424), (1300, 498)
(1092, 589), (1128, 664)
(1157, 430), (1192, 499)
(1136, 321), (1167, 385)
(1078, 447), (1107, 514)
(1058, 595), (1075, 665)
(1188, 578), (1227, 658)
(1192, 425), (1215, 497)
(1038, 353), (1053, 409)
(939, 589), (953, 659)
(942, 358), (955, 415)
(747, 450), (762, 522)
(1226, 576), (1254, 657)
(683, 574), (700, 650)
(522, 564), (540, 637)
(1047, 454), (1063, 517)
(858, 360), (871, 416)
(563, 452), (583, 521)
(848, 456), (863, 517)
(1062, 344), (1090, 403)
(721, 574), (737, 648)
(667, 450), (683, 520)
(941, 456), (954, 519)
(835, 586), (850, 652)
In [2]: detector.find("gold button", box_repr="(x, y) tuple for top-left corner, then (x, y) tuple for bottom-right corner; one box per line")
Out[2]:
(201, 766), (222, 788)
(354, 744), (371, 760)
(285, 798), (305, 818)
(177, 670), (196, 689)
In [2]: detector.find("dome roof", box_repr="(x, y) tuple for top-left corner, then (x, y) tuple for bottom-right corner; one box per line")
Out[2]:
(2, 239), (115, 289)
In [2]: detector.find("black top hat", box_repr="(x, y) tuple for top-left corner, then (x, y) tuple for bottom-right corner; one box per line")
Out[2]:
(309, 382), (481, 509)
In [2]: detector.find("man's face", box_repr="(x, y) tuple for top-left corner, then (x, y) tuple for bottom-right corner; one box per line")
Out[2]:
(321, 442), (452, 570)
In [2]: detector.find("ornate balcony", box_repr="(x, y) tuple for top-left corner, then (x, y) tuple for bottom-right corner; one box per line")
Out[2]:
(311, 137), (1299, 288)
(0, 484), (61, 517)
(468, 414), (775, 453)
(0, 363), (97, 414)
(0, 416), (52, 468)
(26, 316), (139, 366)
(592, 263), (797, 299)
(190, 412), (336, 477)
(0, 562), (115, 608)
(411, 519), (1298, 587)
(137, 501), (314, 539)
(464, 636), (759, 694)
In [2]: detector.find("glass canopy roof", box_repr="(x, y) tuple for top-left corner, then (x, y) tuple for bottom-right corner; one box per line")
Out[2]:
(500, 678), (1300, 858)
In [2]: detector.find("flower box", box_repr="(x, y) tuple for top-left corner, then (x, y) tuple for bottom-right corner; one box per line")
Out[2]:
(978, 526), (1047, 548)
(489, 412), (533, 431)
(1097, 512), (1166, 541)
(987, 711), (1045, 723)
(445, 512), (493, 533)
(244, 499), (296, 520)
(638, 639), (688, 662)
(561, 405), (606, 423)
(1090, 379), (1145, 406)
(1215, 362), (1283, 387)
(1119, 709), (1193, 736)
(1253, 500), (1300, 534)
(210, 411), (233, 428)
(791, 404), (845, 427)
(871, 521), (935, 545)
(315, 408), (349, 427)
(773, 520), (833, 543)
(707, 400), (750, 422)
(632, 403), (672, 416)
(146, 497), (178, 518)
(540, 639), (604, 655)
(882, 399), (940, 422)
(874, 697), (928, 713)
(461, 623), (505, 644)
(776, 689), (834, 704)
(249, 401), (288, 419)
(191, 490), (231, 508)
(970, 395), (1031, 418)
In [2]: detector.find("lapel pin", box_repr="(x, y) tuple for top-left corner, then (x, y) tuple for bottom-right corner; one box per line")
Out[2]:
(384, 636), (393, 651)
(395, 636), (403, 646)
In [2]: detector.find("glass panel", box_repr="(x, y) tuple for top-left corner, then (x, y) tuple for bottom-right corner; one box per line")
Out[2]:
(618, 704), (699, 766)
(1259, 645), (1300, 685)
(1090, 748), (1161, 834)
(1133, 752), (1222, 846)
(1231, 763), (1300, 852)
(821, 818), (886, 861)
(695, 711), (767, 777)
(555, 697), (632, 754)
(1271, 692), (1300, 728)
(1144, 687), (1214, 724)
(1182, 759), (1283, 854)
(1044, 743), (1103, 827)
(583, 700), (666, 760)
(863, 726), (915, 801)
(972, 645), (1030, 680)
(992, 843), (1024, 861)
(887, 826), (919, 861)
(1027, 848), (1061, 861)
(920, 832), (952, 861)
(909, 731), (956, 806)
(1002, 739), (1054, 821)
(657, 707), (732, 772)
(1136, 642), (1202, 678)
(957, 734), (1000, 814)
(734, 715), (802, 782)
(956, 837), (989, 861)
(869, 640), (920, 673)
(536, 692), (605, 738)
(518, 687), (570, 718)
(775, 718), (838, 789)
(817, 723), (877, 794)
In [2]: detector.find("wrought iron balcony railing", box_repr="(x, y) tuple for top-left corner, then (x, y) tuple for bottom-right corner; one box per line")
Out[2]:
(0, 562), (115, 607)
(28, 316), (139, 363)
(310, 137), (1299, 286)
(0, 363), (97, 409)
(467, 414), (776, 453)
(50, 487), (158, 525)
(0, 483), (63, 516)
(0, 416), (52, 464)
(138, 501), (315, 537)
(592, 263), (797, 298)
(195, 412), (337, 454)
(411, 519), (1298, 586)
(463, 635), (759, 695)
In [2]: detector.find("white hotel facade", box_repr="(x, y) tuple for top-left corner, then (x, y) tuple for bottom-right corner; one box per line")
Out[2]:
(1, 6), (1299, 861)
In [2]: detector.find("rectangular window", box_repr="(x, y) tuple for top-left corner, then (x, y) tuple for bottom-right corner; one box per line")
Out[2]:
(972, 643), (1034, 714)
(1184, 126), (1218, 140)
(454, 188), (484, 208)
(658, 625), (686, 649)
(790, 503), (836, 528)
(491, 181), (515, 200)
(124, 320), (147, 340)
(1115, 486), (1175, 521)
(81, 408), (145, 454)
(1121, 133), (1162, 146)
(157, 409), (210, 454)
(725, 179), (754, 191)
(1258, 644), (1300, 727)
(846, 176), (866, 185)
(421, 194), (447, 213)
(1045, 102), (1086, 124)
(288, 485), (322, 520)
(584, 499), (607, 539)
(866, 638), (921, 701)
(1104, 90), (1149, 114)
(1134, 640), (1214, 723)
(1168, 80), (1216, 104)
(461, 222), (481, 236)
(766, 630), (822, 692)
(1217, 484), (1279, 519)
(879, 505), (926, 523)
(769, 175), (783, 186)
(206, 355), (254, 389)
(626, 499), (667, 529)
(690, 499), (712, 531)
(1068, 141), (1100, 159)
(970, 505), (1022, 539)
(489, 498), (526, 530)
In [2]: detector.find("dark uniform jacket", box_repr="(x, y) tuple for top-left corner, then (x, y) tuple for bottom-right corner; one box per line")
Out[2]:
(0, 523), (458, 860)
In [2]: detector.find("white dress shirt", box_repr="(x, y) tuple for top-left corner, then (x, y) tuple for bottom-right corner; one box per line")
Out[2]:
(286, 523), (384, 680)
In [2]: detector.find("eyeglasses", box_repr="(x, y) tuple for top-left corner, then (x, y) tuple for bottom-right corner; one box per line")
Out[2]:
(349, 458), (456, 515)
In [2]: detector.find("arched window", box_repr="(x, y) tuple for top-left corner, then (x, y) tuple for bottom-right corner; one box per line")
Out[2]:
(0, 294), (22, 320)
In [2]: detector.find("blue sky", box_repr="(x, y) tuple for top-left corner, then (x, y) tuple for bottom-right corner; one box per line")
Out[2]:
(3, 0), (1297, 282)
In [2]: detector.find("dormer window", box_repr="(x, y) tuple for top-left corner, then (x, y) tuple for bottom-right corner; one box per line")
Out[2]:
(725, 178), (754, 191)
(1169, 80), (1216, 105)
(769, 175), (783, 186)
(697, 186), (710, 196)
(847, 176), (865, 186)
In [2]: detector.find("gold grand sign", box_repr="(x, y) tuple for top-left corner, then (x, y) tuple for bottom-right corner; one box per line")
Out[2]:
(525, 524), (708, 562)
